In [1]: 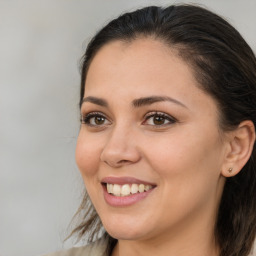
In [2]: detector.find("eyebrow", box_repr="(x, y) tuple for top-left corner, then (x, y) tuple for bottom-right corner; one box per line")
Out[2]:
(81, 96), (108, 107)
(81, 95), (187, 108)
(132, 96), (187, 108)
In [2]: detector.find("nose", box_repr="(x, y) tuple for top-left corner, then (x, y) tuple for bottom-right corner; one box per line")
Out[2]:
(100, 125), (141, 168)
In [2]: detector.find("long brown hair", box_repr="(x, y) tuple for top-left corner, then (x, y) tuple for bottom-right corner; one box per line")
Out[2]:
(71, 4), (256, 256)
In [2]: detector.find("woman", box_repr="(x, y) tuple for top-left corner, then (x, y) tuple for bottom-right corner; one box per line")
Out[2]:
(45, 4), (256, 256)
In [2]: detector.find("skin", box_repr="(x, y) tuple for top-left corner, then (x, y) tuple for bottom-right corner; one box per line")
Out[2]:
(76, 38), (235, 256)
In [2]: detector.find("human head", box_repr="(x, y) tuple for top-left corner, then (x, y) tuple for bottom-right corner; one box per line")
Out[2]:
(74, 4), (256, 256)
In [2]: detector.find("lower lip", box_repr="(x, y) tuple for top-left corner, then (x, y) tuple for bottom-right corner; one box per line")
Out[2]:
(102, 185), (155, 207)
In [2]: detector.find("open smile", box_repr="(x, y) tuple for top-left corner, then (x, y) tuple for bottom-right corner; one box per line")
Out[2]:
(106, 183), (154, 196)
(101, 177), (156, 206)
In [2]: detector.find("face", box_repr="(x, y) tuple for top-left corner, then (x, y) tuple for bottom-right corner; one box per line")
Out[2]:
(76, 38), (227, 242)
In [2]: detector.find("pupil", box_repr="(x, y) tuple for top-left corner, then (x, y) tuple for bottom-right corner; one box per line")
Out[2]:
(95, 116), (104, 125)
(154, 116), (164, 125)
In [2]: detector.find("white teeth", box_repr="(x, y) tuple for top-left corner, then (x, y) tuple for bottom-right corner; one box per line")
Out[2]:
(131, 184), (139, 194)
(145, 185), (151, 191)
(107, 183), (113, 193)
(113, 184), (121, 196)
(138, 184), (145, 193)
(109, 184), (113, 193)
(121, 184), (130, 196)
(106, 183), (153, 197)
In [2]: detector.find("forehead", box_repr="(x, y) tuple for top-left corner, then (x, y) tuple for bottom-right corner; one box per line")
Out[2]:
(85, 38), (209, 99)
(85, 38), (199, 92)
(88, 38), (185, 71)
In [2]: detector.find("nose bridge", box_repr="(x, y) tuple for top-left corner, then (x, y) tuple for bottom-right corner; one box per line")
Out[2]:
(109, 121), (131, 146)
(100, 121), (140, 167)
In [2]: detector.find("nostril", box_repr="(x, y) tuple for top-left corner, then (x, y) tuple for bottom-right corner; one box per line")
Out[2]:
(118, 160), (129, 164)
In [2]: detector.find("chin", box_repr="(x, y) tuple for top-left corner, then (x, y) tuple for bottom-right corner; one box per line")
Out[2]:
(105, 227), (145, 241)
(101, 215), (151, 241)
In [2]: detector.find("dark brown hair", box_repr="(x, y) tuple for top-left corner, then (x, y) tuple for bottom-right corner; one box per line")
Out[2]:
(71, 4), (256, 256)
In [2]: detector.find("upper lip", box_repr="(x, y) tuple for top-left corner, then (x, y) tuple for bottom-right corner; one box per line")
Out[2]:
(101, 176), (156, 186)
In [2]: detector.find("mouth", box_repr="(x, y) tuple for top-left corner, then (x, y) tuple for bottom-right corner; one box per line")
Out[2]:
(103, 183), (154, 197)
(101, 176), (156, 206)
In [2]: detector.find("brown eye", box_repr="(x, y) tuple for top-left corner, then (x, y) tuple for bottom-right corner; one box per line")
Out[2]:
(82, 112), (110, 126)
(94, 116), (105, 125)
(153, 116), (165, 125)
(144, 112), (176, 126)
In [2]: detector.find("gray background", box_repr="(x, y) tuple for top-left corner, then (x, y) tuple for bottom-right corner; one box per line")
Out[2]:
(0, 1), (255, 256)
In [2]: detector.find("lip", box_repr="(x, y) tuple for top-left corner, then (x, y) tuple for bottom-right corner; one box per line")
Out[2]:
(101, 176), (156, 186)
(102, 185), (155, 207)
(101, 176), (156, 207)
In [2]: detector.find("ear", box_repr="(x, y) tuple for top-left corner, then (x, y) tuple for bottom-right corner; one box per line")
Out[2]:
(221, 120), (255, 177)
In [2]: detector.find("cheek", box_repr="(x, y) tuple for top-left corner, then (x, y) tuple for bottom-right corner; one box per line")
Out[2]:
(142, 127), (223, 180)
(142, 132), (223, 220)
(75, 132), (101, 177)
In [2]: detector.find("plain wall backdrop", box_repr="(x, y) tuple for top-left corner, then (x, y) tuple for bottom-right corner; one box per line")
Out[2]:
(0, 0), (255, 256)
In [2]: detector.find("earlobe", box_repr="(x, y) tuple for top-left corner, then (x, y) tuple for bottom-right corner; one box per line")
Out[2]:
(221, 120), (255, 177)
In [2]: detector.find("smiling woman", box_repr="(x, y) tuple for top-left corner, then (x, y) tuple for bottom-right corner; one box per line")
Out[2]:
(44, 4), (256, 256)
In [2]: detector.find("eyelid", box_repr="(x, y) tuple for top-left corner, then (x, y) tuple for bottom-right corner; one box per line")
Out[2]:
(80, 110), (177, 127)
(81, 111), (111, 126)
(143, 111), (177, 126)
(144, 111), (176, 119)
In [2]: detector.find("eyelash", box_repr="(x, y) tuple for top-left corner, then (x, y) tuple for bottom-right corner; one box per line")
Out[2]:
(143, 112), (177, 127)
(81, 112), (110, 126)
(81, 111), (177, 127)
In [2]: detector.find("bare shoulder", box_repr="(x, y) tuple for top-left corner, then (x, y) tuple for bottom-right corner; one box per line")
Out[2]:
(41, 239), (107, 256)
